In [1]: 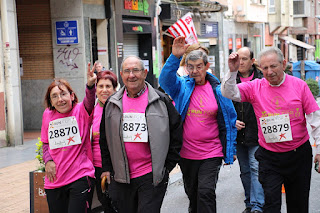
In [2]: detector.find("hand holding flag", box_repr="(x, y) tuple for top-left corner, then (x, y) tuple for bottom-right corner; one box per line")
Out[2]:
(168, 12), (198, 45)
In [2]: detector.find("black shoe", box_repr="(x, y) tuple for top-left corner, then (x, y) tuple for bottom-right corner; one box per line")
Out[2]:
(242, 207), (251, 213)
(251, 211), (262, 213)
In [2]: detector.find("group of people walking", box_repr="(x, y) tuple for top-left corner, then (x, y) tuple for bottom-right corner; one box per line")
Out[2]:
(40, 36), (320, 213)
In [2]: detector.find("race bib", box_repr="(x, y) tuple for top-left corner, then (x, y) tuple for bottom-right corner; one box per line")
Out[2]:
(48, 116), (81, 149)
(122, 113), (148, 142)
(260, 114), (293, 143)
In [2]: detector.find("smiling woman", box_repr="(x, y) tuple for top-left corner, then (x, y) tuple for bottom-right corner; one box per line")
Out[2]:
(40, 62), (97, 213)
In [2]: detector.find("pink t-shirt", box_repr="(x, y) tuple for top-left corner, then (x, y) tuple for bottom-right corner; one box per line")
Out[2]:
(238, 75), (320, 152)
(91, 103), (103, 167)
(122, 88), (152, 179)
(180, 81), (223, 160)
(41, 103), (95, 189)
(239, 73), (254, 82)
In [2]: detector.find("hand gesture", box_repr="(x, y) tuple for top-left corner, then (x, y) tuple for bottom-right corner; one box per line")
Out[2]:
(172, 36), (190, 59)
(87, 62), (97, 87)
(228, 52), (240, 72)
(45, 161), (57, 183)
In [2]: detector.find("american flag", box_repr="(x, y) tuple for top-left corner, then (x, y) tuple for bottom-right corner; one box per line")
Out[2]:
(168, 12), (198, 45)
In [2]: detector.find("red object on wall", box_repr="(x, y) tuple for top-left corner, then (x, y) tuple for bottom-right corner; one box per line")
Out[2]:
(228, 38), (233, 50)
(0, 92), (5, 131)
(236, 38), (242, 49)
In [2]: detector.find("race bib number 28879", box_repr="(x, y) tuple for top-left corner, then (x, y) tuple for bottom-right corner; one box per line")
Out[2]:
(259, 114), (293, 143)
(48, 116), (81, 149)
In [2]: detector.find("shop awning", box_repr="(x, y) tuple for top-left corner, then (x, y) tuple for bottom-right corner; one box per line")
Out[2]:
(279, 36), (315, 50)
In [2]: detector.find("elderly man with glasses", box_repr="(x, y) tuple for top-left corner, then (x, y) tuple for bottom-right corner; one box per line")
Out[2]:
(159, 36), (237, 213)
(99, 55), (183, 213)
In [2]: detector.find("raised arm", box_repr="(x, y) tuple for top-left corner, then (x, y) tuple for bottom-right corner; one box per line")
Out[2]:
(221, 52), (242, 102)
(159, 37), (190, 100)
(83, 62), (97, 114)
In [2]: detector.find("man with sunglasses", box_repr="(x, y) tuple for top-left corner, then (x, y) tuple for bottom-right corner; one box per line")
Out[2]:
(99, 55), (183, 213)
(159, 36), (237, 213)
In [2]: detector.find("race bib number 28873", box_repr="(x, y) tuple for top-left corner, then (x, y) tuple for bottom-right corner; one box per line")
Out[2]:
(259, 114), (293, 143)
(48, 116), (81, 149)
(122, 113), (148, 142)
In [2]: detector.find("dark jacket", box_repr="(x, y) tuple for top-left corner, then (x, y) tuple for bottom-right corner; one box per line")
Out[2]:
(99, 82), (183, 186)
(234, 65), (263, 146)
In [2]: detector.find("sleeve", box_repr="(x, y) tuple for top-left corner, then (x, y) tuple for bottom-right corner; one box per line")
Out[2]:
(302, 82), (320, 115)
(99, 102), (113, 172)
(306, 110), (320, 154)
(159, 54), (183, 100)
(163, 95), (183, 172)
(221, 71), (242, 102)
(83, 84), (96, 115)
(40, 109), (53, 163)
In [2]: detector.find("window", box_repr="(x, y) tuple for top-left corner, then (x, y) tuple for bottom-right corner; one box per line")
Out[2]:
(293, 0), (305, 15)
(269, 0), (275, 13)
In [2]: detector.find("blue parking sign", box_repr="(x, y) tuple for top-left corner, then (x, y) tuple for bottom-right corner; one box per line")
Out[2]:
(56, 21), (79, 45)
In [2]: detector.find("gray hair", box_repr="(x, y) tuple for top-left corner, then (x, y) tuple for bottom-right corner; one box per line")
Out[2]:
(185, 50), (209, 65)
(257, 47), (284, 64)
(120, 55), (145, 71)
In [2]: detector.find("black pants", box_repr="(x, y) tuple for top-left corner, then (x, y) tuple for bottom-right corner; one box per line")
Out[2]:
(88, 167), (117, 213)
(45, 176), (95, 213)
(179, 157), (222, 213)
(108, 172), (169, 213)
(255, 141), (312, 213)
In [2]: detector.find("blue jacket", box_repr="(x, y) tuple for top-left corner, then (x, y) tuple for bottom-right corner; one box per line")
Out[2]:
(159, 54), (237, 164)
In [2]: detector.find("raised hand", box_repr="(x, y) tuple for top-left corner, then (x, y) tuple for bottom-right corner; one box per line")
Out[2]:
(172, 36), (190, 58)
(228, 52), (240, 72)
(87, 62), (97, 87)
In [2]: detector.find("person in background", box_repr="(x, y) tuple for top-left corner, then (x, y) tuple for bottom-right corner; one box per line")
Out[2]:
(159, 36), (237, 213)
(90, 70), (118, 212)
(41, 63), (97, 213)
(95, 61), (104, 74)
(177, 43), (214, 76)
(284, 63), (293, 76)
(223, 47), (320, 213)
(99, 55), (183, 213)
(234, 47), (264, 213)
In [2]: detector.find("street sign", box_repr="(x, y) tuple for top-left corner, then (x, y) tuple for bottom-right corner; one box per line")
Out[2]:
(55, 21), (79, 45)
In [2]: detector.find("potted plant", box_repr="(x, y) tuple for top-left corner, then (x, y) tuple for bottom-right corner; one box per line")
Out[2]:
(29, 138), (49, 213)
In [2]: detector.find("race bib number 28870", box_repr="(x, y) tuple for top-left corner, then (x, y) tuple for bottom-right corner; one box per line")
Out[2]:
(48, 116), (81, 149)
(259, 114), (293, 143)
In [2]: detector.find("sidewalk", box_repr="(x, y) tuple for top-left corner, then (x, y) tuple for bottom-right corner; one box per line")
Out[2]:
(0, 131), (40, 213)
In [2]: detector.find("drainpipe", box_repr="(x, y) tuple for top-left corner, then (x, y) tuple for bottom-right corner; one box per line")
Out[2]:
(1, 0), (23, 146)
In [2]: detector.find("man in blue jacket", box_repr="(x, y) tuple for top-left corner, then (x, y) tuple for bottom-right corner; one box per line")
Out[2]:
(159, 36), (237, 213)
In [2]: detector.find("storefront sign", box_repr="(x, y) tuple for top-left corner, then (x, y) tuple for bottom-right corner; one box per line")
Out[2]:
(200, 22), (218, 38)
(228, 38), (233, 50)
(55, 21), (79, 45)
(124, 0), (149, 15)
(123, 23), (151, 33)
(236, 38), (242, 49)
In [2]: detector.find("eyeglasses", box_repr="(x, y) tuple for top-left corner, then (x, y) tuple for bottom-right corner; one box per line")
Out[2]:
(122, 68), (143, 75)
(186, 63), (205, 73)
(50, 91), (70, 101)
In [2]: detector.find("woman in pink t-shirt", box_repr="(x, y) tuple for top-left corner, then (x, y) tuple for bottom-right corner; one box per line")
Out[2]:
(90, 70), (117, 212)
(41, 63), (97, 213)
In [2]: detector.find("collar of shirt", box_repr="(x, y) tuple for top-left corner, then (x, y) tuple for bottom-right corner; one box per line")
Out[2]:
(125, 83), (147, 98)
(269, 72), (286, 87)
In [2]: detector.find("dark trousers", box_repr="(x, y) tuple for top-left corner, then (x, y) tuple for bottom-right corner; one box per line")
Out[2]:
(255, 141), (312, 213)
(45, 176), (95, 213)
(179, 157), (223, 213)
(88, 167), (116, 213)
(108, 172), (169, 213)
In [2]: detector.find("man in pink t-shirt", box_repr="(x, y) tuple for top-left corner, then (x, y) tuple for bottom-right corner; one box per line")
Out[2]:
(99, 56), (183, 213)
(222, 47), (320, 213)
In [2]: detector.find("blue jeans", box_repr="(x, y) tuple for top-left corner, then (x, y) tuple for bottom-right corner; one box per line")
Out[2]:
(237, 144), (264, 212)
